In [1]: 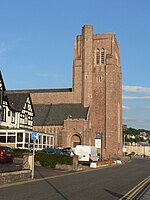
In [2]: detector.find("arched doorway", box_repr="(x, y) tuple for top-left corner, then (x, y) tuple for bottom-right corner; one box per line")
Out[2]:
(71, 134), (81, 147)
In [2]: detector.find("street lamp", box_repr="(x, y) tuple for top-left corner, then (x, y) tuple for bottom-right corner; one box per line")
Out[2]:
(123, 133), (126, 163)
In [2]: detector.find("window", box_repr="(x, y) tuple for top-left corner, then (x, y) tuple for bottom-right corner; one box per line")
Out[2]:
(24, 113), (28, 124)
(17, 132), (23, 142)
(0, 136), (6, 143)
(101, 48), (105, 64)
(8, 132), (15, 143)
(25, 133), (29, 143)
(8, 111), (11, 117)
(2, 107), (6, 122)
(96, 48), (100, 64)
(11, 111), (15, 123)
(25, 102), (29, 110)
(97, 76), (102, 83)
(50, 137), (54, 145)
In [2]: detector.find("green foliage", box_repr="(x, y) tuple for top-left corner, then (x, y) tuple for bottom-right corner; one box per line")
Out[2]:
(35, 152), (73, 168)
(13, 148), (30, 157)
(123, 127), (150, 144)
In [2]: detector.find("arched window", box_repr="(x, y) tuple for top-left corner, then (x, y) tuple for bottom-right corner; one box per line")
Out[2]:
(101, 48), (105, 64)
(96, 48), (100, 64)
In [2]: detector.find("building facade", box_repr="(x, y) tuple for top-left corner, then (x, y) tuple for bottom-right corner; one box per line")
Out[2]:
(0, 72), (54, 150)
(10, 25), (123, 160)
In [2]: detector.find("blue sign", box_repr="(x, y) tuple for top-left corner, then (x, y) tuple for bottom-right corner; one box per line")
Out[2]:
(31, 132), (39, 140)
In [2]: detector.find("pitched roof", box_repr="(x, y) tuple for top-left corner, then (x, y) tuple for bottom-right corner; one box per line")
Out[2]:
(6, 92), (30, 112)
(0, 71), (6, 91)
(33, 104), (89, 126)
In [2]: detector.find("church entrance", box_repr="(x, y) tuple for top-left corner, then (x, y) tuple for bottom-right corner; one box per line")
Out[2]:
(71, 134), (81, 147)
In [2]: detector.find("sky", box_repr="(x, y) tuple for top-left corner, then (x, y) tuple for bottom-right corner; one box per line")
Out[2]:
(0, 0), (150, 130)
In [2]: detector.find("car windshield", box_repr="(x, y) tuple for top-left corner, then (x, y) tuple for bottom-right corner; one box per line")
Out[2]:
(3, 147), (13, 153)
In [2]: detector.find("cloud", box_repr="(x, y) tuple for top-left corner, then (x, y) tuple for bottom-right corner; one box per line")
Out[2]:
(123, 85), (150, 94)
(123, 116), (138, 123)
(123, 117), (150, 125)
(122, 105), (130, 110)
(123, 95), (150, 100)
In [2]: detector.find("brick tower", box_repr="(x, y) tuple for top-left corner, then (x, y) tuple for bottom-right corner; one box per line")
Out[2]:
(73, 25), (122, 159)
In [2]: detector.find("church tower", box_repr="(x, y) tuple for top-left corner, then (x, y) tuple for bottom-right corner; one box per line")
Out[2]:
(72, 25), (122, 159)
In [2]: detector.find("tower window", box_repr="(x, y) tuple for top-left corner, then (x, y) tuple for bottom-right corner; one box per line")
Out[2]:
(96, 48), (100, 64)
(101, 48), (105, 64)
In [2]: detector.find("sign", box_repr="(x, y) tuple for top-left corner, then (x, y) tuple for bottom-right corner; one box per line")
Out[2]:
(31, 132), (39, 140)
(95, 138), (101, 148)
(96, 132), (102, 139)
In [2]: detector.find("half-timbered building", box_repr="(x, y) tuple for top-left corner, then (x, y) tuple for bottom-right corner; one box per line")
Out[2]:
(0, 72), (54, 149)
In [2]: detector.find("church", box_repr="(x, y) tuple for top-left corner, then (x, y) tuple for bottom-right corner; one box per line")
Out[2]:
(8, 25), (123, 160)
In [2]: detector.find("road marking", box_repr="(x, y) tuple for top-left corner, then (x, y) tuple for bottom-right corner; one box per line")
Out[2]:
(120, 176), (150, 200)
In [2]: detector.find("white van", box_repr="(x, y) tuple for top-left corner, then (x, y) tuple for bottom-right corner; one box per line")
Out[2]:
(74, 145), (99, 164)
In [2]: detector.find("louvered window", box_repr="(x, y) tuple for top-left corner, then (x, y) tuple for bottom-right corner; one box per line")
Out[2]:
(96, 48), (100, 64)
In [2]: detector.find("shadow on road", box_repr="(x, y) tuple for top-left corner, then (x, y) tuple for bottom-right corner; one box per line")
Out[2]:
(104, 188), (123, 198)
(35, 166), (69, 200)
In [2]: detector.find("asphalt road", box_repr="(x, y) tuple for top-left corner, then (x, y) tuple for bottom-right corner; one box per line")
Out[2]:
(0, 158), (149, 200)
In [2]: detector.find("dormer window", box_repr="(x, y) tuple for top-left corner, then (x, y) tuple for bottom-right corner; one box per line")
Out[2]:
(96, 48), (100, 64)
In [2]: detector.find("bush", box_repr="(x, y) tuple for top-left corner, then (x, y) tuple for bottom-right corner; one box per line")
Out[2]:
(13, 149), (31, 157)
(35, 152), (73, 168)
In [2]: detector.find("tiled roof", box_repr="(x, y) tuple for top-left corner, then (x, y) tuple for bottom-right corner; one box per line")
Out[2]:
(33, 104), (88, 126)
(6, 92), (29, 111)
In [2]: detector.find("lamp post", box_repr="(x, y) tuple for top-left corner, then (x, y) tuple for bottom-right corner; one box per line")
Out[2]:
(123, 133), (126, 163)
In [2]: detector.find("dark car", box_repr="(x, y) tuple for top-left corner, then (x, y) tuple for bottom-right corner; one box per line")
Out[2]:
(62, 147), (75, 156)
(41, 148), (63, 155)
(0, 146), (14, 163)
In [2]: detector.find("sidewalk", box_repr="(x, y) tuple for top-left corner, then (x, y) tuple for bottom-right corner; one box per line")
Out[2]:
(34, 166), (79, 179)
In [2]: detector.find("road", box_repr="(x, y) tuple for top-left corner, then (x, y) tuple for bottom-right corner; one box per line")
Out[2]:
(0, 158), (149, 200)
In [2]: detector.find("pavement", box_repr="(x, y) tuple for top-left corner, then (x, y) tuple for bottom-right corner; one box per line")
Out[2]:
(34, 165), (76, 179)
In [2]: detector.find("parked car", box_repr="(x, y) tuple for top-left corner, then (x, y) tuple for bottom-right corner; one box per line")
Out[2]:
(41, 148), (63, 155)
(0, 146), (14, 163)
(62, 147), (75, 156)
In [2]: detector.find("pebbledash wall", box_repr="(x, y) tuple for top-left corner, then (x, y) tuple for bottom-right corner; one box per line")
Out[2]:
(31, 25), (122, 160)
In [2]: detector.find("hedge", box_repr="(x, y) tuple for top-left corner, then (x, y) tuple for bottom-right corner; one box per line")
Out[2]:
(35, 152), (73, 168)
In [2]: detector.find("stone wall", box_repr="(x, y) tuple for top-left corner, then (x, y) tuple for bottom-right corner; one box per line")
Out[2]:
(0, 170), (31, 185)
(126, 145), (150, 156)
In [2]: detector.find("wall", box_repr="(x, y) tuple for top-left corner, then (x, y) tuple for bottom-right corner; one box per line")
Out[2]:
(0, 170), (31, 185)
(126, 145), (150, 156)
(30, 91), (73, 104)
